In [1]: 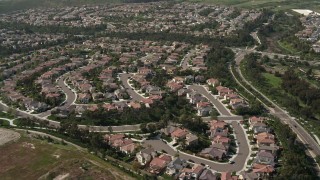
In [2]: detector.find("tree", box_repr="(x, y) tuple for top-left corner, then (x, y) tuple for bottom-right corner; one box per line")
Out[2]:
(108, 126), (113, 133)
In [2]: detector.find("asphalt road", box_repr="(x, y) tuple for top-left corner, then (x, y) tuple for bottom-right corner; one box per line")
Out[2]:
(180, 49), (195, 70)
(119, 73), (145, 102)
(0, 101), (61, 128)
(188, 85), (232, 116)
(144, 121), (249, 172)
(234, 49), (320, 158)
(38, 74), (76, 117)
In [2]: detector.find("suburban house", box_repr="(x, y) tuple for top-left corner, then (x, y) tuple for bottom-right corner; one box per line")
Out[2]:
(171, 128), (189, 140)
(252, 164), (274, 177)
(206, 78), (219, 87)
(161, 126), (177, 136)
(136, 148), (157, 166)
(198, 106), (213, 117)
(249, 116), (265, 124)
(200, 143), (227, 161)
(78, 93), (91, 104)
(254, 150), (275, 166)
(185, 133), (199, 146)
(239, 171), (259, 180)
(209, 120), (229, 138)
(199, 169), (217, 180)
(221, 171), (238, 180)
(166, 157), (187, 176)
(148, 154), (172, 174)
(255, 132), (275, 147)
(258, 145), (279, 156)
(179, 164), (204, 180)
(178, 88), (192, 96)
(250, 122), (270, 134)
(216, 86), (234, 98)
(104, 134), (136, 154)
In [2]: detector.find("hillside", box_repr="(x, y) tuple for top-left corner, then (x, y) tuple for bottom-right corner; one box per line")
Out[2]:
(0, 129), (134, 180)
(187, 0), (320, 11)
(1, 0), (319, 13)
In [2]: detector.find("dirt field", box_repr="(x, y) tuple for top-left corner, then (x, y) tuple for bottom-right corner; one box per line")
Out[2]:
(0, 128), (20, 146)
(0, 131), (134, 180)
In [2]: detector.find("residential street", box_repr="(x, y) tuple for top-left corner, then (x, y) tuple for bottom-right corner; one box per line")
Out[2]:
(188, 85), (232, 116)
(38, 74), (76, 117)
(180, 49), (196, 70)
(144, 121), (249, 173)
(119, 73), (145, 102)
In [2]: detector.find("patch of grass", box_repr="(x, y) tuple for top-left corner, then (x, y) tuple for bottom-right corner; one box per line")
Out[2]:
(0, 119), (10, 126)
(262, 73), (282, 88)
(277, 40), (299, 54)
(0, 111), (15, 119)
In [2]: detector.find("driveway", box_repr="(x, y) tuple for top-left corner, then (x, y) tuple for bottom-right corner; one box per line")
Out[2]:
(119, 73), (145, 102)
(144, 121), (249, 172)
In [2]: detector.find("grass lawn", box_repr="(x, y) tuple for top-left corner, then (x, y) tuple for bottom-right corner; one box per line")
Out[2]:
(0, 111), (15, 119)
(0, 131), (133, 180)
(262, 73), (282, 88)
(0, 119), (10, 126)
(277, 40), (300, 55)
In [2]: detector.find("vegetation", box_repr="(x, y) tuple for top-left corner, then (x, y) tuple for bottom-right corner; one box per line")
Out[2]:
(0, 119), (10, 126)
(241, 53), (320, 137)
(51, 94), (195, 126)
(0, 130), (133, 180)
(15, 59), (70, 107)
(268, 117), (317, 179)
(0, 0), (122, 13)
(198, 8), (216, 17)
(187, 0), (320, 12)
(190, 21), (219, 31)
(262, 72), (282, 88)
(257, 11), (319, 60)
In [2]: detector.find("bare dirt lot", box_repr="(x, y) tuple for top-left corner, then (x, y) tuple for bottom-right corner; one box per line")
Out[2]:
(0, 128), (20, 146)
(0, 131), (133, 180)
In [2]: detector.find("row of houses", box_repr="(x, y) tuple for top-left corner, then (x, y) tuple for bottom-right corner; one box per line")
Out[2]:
(1, 57), (72, 112)
(104, 134), (137, 154)
(247, 116), (279, 177)
(178, 88), (213, 117)
(136, 147), (221, 179)
(215, 85), (247, 110)
(161, 126), (199, 146)
(200, 120), (231, 161)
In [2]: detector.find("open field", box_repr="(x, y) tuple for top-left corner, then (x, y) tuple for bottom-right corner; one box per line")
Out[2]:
(0, 130), (133, 180)
(262, 72), (282, 88)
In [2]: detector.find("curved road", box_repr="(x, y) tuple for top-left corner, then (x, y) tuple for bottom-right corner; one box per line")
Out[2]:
(233, 49), (320, 159)
(144, 121), (249, 172)
(119, 73), (145, 102)
(38, 74), (76, 118)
